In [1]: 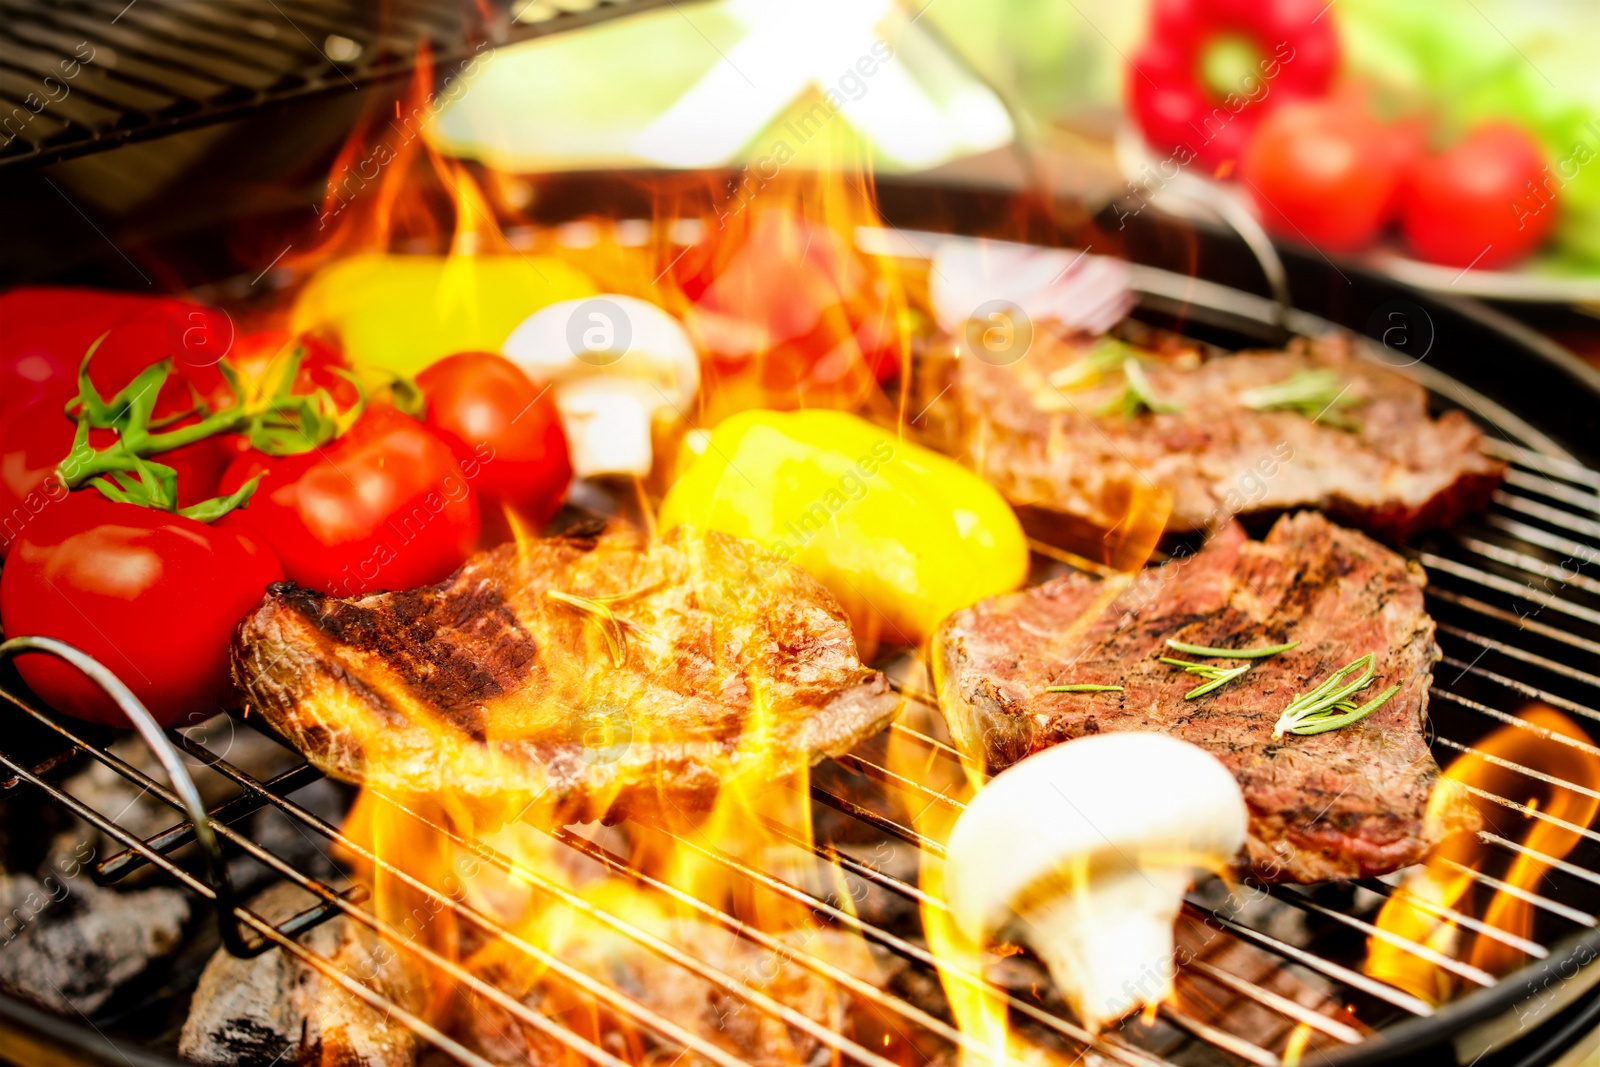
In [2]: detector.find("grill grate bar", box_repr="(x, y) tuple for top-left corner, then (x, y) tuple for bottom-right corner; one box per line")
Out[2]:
(0, 0), (702, 168)
(1453, 535), (1600, 600)
(1355, 877), (1552, 956)
(1432, 689), (1600, 765)
(545, 821), (1166, 1067)
(1436, 623), (1600, 694)
(1479, 831), (1600, 891)
(1263, 888), (1497, 988)
(831, 750), (962, 811)
(125, 732), (705, 1067)
(1432, 734), (1600, 806)
(97, 760), (326, 882)
(364, 790), (906, 1067)
(756, 800), (1367, 1047)
(1438, 654), (1600, 728)
(1493, 492), (1600, 546)
(1482, 440), (1600, 491)
(808, 774), (1484, 1011)
(0, 714), (529, 1067)
(1485, 515), (1600, 571)
(1503, 470), (1600, 520)
(171, 742), (794, 1067)
(1458, 781), (1600, 847)
(1184, 903), (1432, 1016)
(1433, 857), (1599, 929)
(1159, 1008), (1281, 1067)
(1428, 588), (1600, 662)
(1416, 552), (1600, 629)
(541, 827), (1025, 1067)
(1183, 959), (1363, 1043)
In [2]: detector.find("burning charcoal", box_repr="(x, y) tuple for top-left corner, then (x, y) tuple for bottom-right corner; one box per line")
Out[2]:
(463, 917), (877, 1067)
(180, 882), (425, 1067)
(63, 723), (304, 847)
(0, 861), (187, 1016)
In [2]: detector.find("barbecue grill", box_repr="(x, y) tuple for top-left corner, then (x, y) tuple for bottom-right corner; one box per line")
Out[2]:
(4, 4), (1600, 1067)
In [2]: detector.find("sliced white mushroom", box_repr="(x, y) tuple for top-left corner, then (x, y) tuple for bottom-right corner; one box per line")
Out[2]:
(944, 733), (1247, 1032)
(502, 294), (699, 479)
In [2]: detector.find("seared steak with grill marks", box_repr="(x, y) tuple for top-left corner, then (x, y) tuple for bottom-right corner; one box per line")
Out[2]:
(231, 525), (900, 824)
(921, 332), (1502, 546)
(935, 512), (1479, 883)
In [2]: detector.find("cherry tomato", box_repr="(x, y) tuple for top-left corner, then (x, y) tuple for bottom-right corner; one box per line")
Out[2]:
(1241, 99), (1406, 253)
(416, 352), (571, 534)
(0, 288), (234, 417)
(0, 491), (283, 727)
(0, 398), (226, 557)
(1400, 123), (1555, 270)
(674, 209), (902, 400)
(218, 406), (480, 597)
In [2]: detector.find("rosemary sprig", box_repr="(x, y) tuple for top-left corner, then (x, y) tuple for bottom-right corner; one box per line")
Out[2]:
(1045, 684), (1125, 693)
(1238, 369), (1360, 429)
(546, 589), (629, 667)
(1048, 338), (1141, 390)
(1165, 639), (1300, 659)
(1159, 657), (1252, 700)
(1271, 653), (1401, 737)
(1100, 358), (1182, 418)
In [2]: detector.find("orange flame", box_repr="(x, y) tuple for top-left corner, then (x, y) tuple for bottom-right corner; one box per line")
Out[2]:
(1366, 704), (1600, 1002)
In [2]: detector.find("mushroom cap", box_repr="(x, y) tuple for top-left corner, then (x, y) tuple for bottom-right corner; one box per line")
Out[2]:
(501, 293), (699, 409)
(502, 294), (700, 477)
(944, 732), (1247, 942)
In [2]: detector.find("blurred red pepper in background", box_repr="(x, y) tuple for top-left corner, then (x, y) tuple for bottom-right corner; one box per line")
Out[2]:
(1128, 0), (1340, 172)
(674, 209), (903, 403)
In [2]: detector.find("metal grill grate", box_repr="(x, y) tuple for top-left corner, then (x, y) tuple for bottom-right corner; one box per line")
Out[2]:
(2, 337), (1600, 1066)
(0, 0), (686, 170)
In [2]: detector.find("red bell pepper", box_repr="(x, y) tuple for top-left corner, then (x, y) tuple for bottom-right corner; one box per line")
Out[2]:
(1127, 0), (1340, 172)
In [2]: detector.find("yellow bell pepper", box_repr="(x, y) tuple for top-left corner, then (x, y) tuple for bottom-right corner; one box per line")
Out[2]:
(291, 253), (597, 376)
(659, 410), (1028, 653)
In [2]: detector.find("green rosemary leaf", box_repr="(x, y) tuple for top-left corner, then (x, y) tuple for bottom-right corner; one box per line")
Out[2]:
(547, 589), (628, 667)
(1238, 369), (1360, 429)
(1273, 654), (1386, 737)
(1285, 684), (1401, 736)
(1183, 665), (1251, 700)
(1048, 338), (1139, 390)
(1160, 656), (1253, 698)
(1165, 639), (1300, 659)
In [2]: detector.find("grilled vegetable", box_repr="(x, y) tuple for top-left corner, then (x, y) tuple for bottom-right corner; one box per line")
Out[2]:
(944, 734), (1247, 1032)
(218, 406), (481, 597)
(1401, 123), (1556, 269)
(0, 491), (283, 727)
(658, 409), (1027, 652)
(417, 351), (572, 532)
(291, 254), (597, 376)
(501, 295), (698, 479)
(1127, 0), (1339, 170)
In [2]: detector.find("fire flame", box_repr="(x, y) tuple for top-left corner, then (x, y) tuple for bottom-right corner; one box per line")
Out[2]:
(1365, 703), (1600, 1003)
(252, 36), (1391, 1067)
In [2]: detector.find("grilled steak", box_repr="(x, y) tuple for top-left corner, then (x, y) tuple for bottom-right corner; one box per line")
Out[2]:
(921, 332), (1502, 548)
(935, 512), (1480, 883)
(231, 525), (901, 824)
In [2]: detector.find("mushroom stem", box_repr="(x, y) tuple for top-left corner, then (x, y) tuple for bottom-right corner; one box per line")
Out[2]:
(1013, 866), (1189, 1030)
